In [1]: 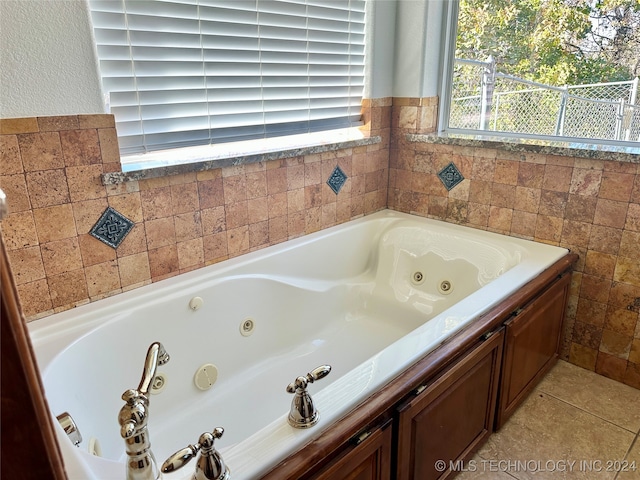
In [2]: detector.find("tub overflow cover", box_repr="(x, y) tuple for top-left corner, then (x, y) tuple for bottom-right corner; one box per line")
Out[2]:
(194, 364), (219, 391)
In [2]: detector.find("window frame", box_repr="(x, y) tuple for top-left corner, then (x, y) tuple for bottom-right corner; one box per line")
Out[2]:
(437, 0), (640, 153)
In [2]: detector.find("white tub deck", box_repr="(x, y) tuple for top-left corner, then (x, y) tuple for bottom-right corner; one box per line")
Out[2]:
(28, 210), (568, 479)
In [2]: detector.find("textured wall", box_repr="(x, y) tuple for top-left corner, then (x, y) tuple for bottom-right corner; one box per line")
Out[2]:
(388, 97), (640, 390)
(0, 100), (390, 320)
(0, 1), (104, 117)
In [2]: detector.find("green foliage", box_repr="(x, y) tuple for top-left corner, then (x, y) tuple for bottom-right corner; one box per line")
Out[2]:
(457, 0), (639, 85)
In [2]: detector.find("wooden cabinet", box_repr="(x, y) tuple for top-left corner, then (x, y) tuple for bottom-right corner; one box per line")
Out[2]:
(395, 329), (504, 480)
(495, 272), (571, 429)
(306, 420), (392, 480)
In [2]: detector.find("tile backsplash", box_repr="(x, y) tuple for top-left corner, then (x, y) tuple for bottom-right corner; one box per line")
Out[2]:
(1, 96), (639, 390)
(0, 99), (390, 320)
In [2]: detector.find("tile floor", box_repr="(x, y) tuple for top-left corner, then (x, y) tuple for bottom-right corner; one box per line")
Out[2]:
(457, 360), (640, 479)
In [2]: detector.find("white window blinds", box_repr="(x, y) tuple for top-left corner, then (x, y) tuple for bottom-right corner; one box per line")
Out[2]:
(89, 0), (366, 156)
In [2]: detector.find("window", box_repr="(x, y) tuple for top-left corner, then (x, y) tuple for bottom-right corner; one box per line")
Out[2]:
(89, 0), (366, 157)
(441, 0), (640, 146)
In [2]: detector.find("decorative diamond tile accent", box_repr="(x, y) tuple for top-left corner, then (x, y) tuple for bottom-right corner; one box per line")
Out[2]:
(327, 165), (348, 194)
(90, 207), (134, 249)
(437, 162), (464, 191)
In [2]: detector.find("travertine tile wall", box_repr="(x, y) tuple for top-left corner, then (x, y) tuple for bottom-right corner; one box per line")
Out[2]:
(0, 97), (390, 321)
(388, 97), (640, 389)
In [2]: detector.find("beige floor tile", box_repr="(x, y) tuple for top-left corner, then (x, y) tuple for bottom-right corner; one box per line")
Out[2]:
(615, 436), (640, 480)
(454, 453), (518, 479)
(477, 392), (635, 480)
(536, 360), (640, 433)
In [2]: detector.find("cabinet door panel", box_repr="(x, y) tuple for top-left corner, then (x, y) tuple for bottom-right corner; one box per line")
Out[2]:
(396, 330), (504, 480)
(309, 420), (392, 480)
(496, 273), (570, 429)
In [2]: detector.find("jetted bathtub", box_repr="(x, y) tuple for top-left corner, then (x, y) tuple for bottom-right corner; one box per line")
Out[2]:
(28, 210), (569, 479)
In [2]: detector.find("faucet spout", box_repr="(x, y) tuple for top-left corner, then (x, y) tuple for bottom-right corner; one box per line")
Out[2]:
(137, 342), (170, 396)
(118, 342), (170, 480)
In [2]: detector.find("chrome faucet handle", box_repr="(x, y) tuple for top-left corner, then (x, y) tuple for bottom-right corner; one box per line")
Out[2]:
(118, 389), (149, 439)
(286, 365), (332, 393)
(161, 427), (230, 480)
(286, 365), (331, 428)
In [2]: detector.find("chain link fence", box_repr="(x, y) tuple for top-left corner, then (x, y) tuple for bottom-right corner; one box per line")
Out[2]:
(450, 59), (486, 130)
(492, 80), (562, 136)
(563, 97), (618, 139)
(450, 58), (640, 142)
(628, 104), (640, 141)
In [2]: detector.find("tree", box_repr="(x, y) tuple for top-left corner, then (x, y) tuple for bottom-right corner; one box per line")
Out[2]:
(585, 0), (640, 76)
(456, 0), (640, 85)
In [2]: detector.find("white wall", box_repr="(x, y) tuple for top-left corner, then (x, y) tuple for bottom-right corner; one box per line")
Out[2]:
(392, 0), (427, 97)
(366, 0), (397, 99)
(0, 0), (105, 118)
(393, 0), (448, 98)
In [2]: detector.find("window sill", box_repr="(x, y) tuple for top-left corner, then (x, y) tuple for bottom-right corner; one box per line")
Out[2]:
(407, 132), (640, 164)
(101, 128), (380, 185)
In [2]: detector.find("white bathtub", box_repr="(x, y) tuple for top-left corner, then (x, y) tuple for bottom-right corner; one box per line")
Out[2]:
(29, 210), (568, 480)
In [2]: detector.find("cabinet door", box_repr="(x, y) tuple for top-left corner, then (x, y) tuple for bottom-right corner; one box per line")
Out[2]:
(495, 272), (571, 429)
(396, 330), (504, 480)
(307, 420), (392, 480)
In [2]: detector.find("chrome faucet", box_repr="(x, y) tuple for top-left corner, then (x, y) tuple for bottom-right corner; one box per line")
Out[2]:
(118, 342), (170, 480)
(286, 365), (331, 428)
(161, 427), (230, 480)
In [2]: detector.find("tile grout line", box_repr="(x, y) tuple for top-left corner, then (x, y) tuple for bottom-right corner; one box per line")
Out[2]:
(487, 389), (636, 480)
(473, 449), (522, 480)
(535, 386), (640, 436)
(475, 448), (532, 480)
(613, 433), (639, 480)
